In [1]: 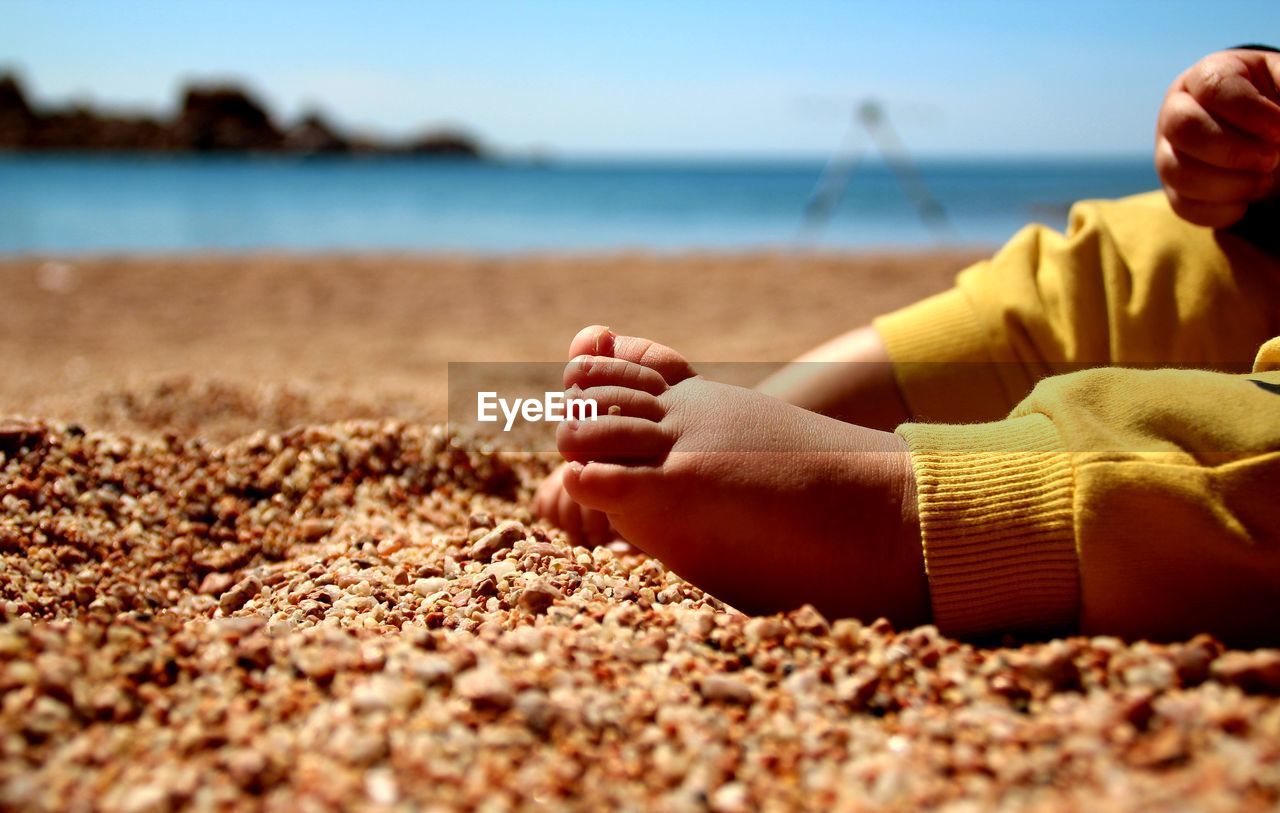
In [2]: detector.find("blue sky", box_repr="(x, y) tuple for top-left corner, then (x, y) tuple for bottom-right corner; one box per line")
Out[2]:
(1, 1), (1275, 158)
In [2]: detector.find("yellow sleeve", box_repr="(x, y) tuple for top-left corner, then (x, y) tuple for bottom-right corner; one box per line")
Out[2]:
(873, 191), (1280, 423)
(898, 337), (1280, 645)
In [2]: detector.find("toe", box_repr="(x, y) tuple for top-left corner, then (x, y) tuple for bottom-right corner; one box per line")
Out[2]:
(561, 460), (661, 513)
(568, 326), (696, 385)
(564, 356), (668, 395)
(553, 480), (584, 536)
(532, 466), (565, 521)
(557, 415), (673, 464)
(568, 325), (616, 358)
(575, 385), (665, 421)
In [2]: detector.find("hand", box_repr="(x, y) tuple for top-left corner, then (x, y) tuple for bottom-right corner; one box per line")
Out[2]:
(1156, 49), (1280, 228)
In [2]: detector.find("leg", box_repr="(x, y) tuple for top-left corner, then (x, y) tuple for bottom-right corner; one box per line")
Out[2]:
(534, 324), (912, 545)
(556, 335), (928, 626)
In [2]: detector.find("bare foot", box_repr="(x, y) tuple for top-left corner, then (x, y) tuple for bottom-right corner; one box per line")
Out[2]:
(533, 326), (699, 546)
(556, 326), (929, 626)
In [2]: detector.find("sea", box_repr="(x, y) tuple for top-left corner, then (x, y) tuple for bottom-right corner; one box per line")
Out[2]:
(0, 155), (1159, 253)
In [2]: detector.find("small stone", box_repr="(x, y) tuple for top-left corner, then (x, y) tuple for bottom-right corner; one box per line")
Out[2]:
(365, 768), (399, 805)
(455, 666), (514, 711)
(293, 649), (338, 683)
(515, 689), (556, 734)
(413, 577), (449, 597)
(1127, 726), (1188, 768)
(73, 583), (96, 606)
(234, 636), (273, 671)
(1117, 689), (1157, 731)
(299, 518), (335, 541)
(744, 617), (787, 647)
(699, 674), (755, 706)
(789, 604), (830, 635)
(1173, 637), (1219, 687)
(472, 574), (498, 598)
(831, 619), (863, 650)
(1211, 650), (1280, 694)
(408, 654), (454, 686)
(709, 782), (750, 813)
(1029, 642), (1081, 691)
(680, 610), (715, 639)
(223, 748), (268, 790)
(115, 783), (170, 813)
(199, 572), (236, 596)
(0, 420), (44, 455)
(835, 668), (879, 710)
(219, 575), (263, 614)
(517, 579), (563, 614)
(468, 521), (527, 561)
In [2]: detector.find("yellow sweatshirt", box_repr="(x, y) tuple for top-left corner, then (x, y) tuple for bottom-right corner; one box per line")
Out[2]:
(873, 191), (1280, 645)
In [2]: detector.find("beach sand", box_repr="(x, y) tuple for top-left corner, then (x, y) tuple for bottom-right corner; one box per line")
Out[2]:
(3, 252), (1279, 811)
(1, 251), (971, 436)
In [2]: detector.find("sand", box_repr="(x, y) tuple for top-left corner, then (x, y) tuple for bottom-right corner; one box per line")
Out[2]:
(3, 251), (1280, 812)
(0, 251), (970, 435)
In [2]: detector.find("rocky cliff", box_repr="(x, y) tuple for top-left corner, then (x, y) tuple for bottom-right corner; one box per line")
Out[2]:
(0, 74), (484, 158)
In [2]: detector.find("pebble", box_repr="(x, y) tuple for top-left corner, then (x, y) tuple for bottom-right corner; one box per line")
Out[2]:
(455, 666), (514, 711)
(299, 518), (335, 541)
(1211, 650), (1280, 694)
(699, 674), (755, 706)
(198, 572), (236, 596)
(467, 521), (527, 561)
(517, 579), (563, 614)
(218, 575), (262, 614)
(2, 418), (1279, 811)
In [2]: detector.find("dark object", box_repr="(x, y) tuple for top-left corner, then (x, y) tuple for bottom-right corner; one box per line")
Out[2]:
(284, 112), (351, 154)
(407, 131), (483, 158)
(173, 87), (284, 151)
(0, 71), (485, 159)
(1229, 198), (1280, 257)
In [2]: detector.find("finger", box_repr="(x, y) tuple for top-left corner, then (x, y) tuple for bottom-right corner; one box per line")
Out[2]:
(1161, 91), (1280, 172)
(563, 355), (669, 395)
(1163, 188), (1249, 229)
(1185, 59), (1280, 144)
(1156, 139), (1275, 203)
(575, 385), (666, 422)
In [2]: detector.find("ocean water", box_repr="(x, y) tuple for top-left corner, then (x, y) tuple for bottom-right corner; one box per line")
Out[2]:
(0, 155), (1159, 253)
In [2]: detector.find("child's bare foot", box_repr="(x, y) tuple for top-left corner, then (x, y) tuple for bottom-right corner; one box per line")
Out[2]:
(533, 327), (700, 546)
(556, 326), (929, 626)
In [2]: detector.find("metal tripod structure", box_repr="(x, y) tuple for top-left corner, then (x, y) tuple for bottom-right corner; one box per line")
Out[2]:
(801, 99), (953, 242)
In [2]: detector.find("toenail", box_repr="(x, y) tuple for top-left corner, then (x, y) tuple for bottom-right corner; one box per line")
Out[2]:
(593, 327), (613, 355)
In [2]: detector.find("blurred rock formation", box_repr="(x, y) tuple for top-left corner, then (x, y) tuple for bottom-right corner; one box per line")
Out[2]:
(0, 73), (483, 158)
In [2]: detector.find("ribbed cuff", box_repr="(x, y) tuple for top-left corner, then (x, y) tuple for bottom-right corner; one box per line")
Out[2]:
(898, 413), (1080, 638)
(872, 286), (1013, 423)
